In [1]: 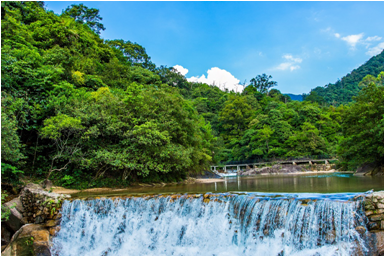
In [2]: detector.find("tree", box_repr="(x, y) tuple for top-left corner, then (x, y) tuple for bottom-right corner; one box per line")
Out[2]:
(253, 125), (274, 156)
(107, 39), (155, 70)
(338, 75), (384, 169)
(249, 74), (277, 95)
(40, 114), (85, 180)
(219, 95), (254, 142)
(63, 4), (105, 34)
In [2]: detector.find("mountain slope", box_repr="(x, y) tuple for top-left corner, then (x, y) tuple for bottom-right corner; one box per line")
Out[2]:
(304, 51), (384, 106)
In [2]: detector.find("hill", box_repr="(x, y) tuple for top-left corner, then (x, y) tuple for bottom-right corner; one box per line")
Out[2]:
(285, 94), (303, 101)
(304, 51), (384, 106)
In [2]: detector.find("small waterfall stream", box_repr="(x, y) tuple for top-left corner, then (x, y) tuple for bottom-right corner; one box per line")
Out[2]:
(51, 193), (372, 256)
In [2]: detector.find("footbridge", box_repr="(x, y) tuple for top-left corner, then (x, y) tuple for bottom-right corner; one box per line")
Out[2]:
(210, 157), (337, 173)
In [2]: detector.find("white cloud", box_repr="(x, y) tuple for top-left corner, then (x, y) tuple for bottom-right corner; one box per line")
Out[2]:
(290, 65), (301, 71)
(173, 65), (189, 76)
(366, 42), (384, 56)
(274, 54), (302, 72)
(283, 54), (302, 63)
(324, 28), (382, 53)
(366, 36), (382, 42)
(341, 33), (364, 49)
(186, 67), (243, 92)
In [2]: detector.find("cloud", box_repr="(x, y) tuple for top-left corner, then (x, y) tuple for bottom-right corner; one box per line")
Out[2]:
(274, 54), (302, 72)
(366, 42), (384, 56)
(341, 33), (364, 49)
(328, 28), (382, 53)
(173, 65), (189, 76)
(366, 36), (382, 42)
(186, 67), (243, 92)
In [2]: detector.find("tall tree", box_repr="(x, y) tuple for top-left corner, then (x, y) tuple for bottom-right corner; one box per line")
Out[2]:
(249, 74), (277, 95)
(63, 4), (105, 34)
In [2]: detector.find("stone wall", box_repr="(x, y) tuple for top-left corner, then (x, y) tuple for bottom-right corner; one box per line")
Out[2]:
(2, 183), (70, 256)
(20, 184), (69, 224)
(362, 191), (384, 255)
(363, 191), (384, 231)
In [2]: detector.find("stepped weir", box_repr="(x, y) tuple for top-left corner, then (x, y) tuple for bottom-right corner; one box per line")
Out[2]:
(50, 192), (382, 256)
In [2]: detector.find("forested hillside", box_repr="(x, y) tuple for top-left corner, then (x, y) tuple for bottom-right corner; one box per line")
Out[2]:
(1, 2), (383, 189)
(304, 51), (384, 106)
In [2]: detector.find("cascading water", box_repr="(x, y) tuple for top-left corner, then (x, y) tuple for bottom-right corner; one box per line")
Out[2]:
(51, 193), (372, 256)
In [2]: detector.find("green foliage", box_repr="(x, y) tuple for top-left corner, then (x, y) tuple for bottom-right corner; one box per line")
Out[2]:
(1, 99), (25, 165)
(63, 4), (105, 34)
(1, 163), (24, 184)
(2, 1), (383, 188)
(304, 51), (384, 106)
(249, 74), (277, 95)
(338, 73), (384, 169)
(1, 192), (14, 221)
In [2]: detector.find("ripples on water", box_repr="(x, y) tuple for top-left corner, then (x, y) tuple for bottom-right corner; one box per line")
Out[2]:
(51, 192), (373, 256)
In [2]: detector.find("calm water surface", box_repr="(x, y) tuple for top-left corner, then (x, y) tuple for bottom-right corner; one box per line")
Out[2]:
(72, 172), (384, 198)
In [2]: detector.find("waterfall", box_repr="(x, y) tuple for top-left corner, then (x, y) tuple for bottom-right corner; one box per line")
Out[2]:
(51, 193), (372, 256)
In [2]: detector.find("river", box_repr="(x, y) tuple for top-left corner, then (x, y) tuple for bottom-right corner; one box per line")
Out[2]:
(51, 173), (383, 256)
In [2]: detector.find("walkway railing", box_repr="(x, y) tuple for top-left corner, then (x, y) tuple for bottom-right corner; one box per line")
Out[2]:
(210, 155), (337, 174)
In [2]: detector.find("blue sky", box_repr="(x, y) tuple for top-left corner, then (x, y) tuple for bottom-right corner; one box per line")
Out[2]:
(45, 1), (384, 94)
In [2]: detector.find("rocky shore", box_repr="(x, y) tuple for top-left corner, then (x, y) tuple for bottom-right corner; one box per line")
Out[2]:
(238, 163), (335, 176)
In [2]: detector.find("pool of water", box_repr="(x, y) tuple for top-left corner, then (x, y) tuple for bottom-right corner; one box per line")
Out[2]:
(72, 172), (384, 198)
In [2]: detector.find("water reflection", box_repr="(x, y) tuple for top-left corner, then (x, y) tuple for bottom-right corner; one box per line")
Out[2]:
(72, 173), (384, 198)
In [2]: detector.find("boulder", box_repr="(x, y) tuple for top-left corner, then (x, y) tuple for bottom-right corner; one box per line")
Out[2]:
(2, 205), (26, 233)
(356, 163), (384, 176)
(4, 197), (24, 214)
(1, 224), (51, 256)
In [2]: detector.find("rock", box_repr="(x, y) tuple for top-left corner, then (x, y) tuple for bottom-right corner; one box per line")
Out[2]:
(374, 231), (384, 255)
(44, 219), (61, 227)
(20, 183), (69, 224)
(3, 205), (26, 233)
(35, 216), (45, 224)
(30, 229), (49, 242)
(4, 197), (24, 214)
(355, 226), (366, 235)
(1, 224), (51, 256)
(365, 210), (374, 216)
(356, 163), (383, 176)
(48, 226), (61, 236)
(370, 214), (384, 222)
(33, 242), (51, 256)
(368, 222), (380, 230)
(377, 203), (384, 209)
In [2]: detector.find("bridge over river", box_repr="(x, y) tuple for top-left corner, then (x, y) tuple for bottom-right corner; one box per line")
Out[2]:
(210, 157), (337, 173)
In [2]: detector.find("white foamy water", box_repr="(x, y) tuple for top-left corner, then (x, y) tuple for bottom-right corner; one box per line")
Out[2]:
(51, 193), (371, 256)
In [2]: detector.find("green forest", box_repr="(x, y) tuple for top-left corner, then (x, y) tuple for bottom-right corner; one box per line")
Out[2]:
(303, 51), (384, 106)
(1, 2), (384, 189)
